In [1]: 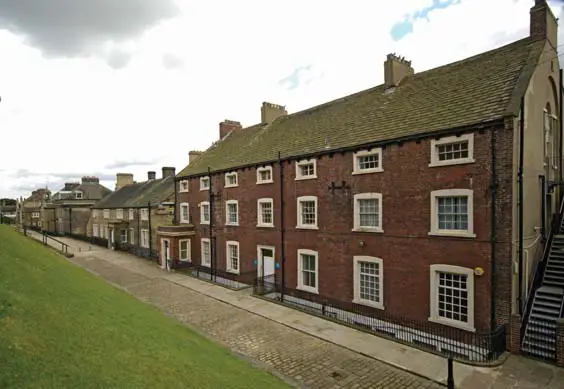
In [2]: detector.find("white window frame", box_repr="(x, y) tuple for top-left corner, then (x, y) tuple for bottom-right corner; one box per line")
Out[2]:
(257, 198), (274, 228)
(116, 208), (123, 220)
(200, 176), (210, 191)
(179, 202), (190, 224)
(297, 249), (319, 294)
(256, 166), (274, 184)
(224, 172), (238, 188)
(103, 209), (110, 219)
(140, 229), (149, 248)
(352, 148), (383, 175)
(296, 195), (318, 230)
(140, 208), (149, 221)
(179, 179), (189, 193)
(295, 159), (317, 180)
(226, 240), (240, 274)
(429, 264), (475, 332)
(74, 191), (83, 199)
(201, 238), (211, 267)
(128, 209), (135, 220)
(120, 229), (127, 243)
(429, 134), (475, 168)
(129, 228), (135, 245)
(225, 200), (239, 226)
(353, 193), (383, 233)
(353, 256), (384, 309)
(179, 239), (191, 262)
(429, 189), (475, 238)
(200, 201), (210, 225)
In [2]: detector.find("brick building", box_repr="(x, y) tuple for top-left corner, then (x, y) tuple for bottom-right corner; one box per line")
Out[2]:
(42, 176), (112, 236)
(159, 1), (562, 361)
(88, 168), (175, 258)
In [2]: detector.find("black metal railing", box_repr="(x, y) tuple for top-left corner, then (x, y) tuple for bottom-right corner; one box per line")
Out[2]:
(253, 278), (506, 365)
(521, 195), (564, 341)
(21, 225), (71, 256)
(175, 263), (256, 291)
(114, 242), (157, 261)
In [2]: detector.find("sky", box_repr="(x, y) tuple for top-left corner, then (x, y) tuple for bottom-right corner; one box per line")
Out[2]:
(1, 0), (563, 199)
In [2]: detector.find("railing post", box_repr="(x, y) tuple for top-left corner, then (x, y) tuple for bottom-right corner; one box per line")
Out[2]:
(447, 357), (455, 389)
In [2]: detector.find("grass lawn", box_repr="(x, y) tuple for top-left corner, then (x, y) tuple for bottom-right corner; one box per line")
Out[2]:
(0, 226), (292, 389)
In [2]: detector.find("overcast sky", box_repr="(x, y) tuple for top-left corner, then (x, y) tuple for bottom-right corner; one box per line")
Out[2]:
(1, 0), (563, 199)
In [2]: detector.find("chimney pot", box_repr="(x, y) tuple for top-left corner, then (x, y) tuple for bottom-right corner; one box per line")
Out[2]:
(219, 120), (242, 140)
(384, 53), (414, 88)
(148, 171), (156, 181)
(261, 102), (287, 125)
(162, 167), (176, 179)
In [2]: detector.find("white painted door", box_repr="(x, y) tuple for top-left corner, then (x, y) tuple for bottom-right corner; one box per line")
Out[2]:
(258, 247), (275, 279)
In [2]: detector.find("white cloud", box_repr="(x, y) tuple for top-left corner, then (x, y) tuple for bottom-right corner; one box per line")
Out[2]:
(0, 0), (561, 198)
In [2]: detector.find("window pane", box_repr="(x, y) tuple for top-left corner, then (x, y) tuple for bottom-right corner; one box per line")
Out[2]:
(359, 262), (380, 303)
(437, 196), (468, 230)
(358, 198), (379, 228)
(437, 272), (469, 323)
(437, 141), (469, 161)
(300, 200), (316, 225)
(357, 153), (379, 170)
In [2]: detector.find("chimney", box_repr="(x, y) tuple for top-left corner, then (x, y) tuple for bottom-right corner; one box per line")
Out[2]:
(530, 0), (558, 49)
(189, 150), (203, 164)
(384, 53), (414, 88)
(63, 182), (80, 191)
(81, 176), (99, 184)
(261, 102), (287, 125)
(147, 171), (156, 181)
(219, 120), (242, 140)
(115, 173), (134, 190)
(162, 166), (176, 179)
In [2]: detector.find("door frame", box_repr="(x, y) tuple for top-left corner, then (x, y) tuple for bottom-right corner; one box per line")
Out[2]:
(256, 245), (276, 279)
(161, 238), (170, 270)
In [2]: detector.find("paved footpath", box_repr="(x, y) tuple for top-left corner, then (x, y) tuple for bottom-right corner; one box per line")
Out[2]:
(24, 230), (564, 389)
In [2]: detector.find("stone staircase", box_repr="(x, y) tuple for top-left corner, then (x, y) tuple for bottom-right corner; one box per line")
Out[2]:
(521, 232), (564, 360)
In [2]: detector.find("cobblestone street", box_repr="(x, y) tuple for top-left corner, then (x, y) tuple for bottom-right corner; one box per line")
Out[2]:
(69, 253), (441, 389)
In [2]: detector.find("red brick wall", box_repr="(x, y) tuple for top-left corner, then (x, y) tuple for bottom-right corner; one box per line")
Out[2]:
(177, 124), (512, 332)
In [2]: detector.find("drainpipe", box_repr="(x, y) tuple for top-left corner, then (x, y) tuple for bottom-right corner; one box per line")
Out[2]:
(278, 151), (286, 300)
(558, 69), (564, 206)
(148, 202), (152, 258)
(518, 97), (525, 315)
(173, 178), (178, 225)
(490, 126), (498, 329)
(208, 167), (215, 282)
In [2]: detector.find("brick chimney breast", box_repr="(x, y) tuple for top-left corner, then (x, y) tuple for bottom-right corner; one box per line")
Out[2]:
(384, 53), (414, 88)
(261, 102), (287, 125)
(530, 0), (558, 49)
(219, 120), (242, 140)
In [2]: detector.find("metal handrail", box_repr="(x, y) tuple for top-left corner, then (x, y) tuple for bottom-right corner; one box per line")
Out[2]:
(521, 196), (564, 339)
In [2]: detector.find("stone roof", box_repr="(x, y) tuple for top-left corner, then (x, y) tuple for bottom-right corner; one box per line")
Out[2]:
(178, 37), (544, 177)
(92, 176), (174, 209)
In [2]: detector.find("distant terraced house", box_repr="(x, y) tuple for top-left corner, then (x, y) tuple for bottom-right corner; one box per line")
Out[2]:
(88, 168), (176, 260)
(42, 176), (112, 236)
(156, 1), (564, 366)
(20, 188), (51, 228)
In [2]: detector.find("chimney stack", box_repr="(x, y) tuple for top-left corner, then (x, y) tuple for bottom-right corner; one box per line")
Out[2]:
(261, 102), (287, 125)
(189, 150), (203, 164)
(384, 53), (414, 88)
(162, 167), (176, 179)
(147, 171), (156, 181)
(530, 0), (558, 49)
(81, 176), (100, 184)
(115, 173), (134, 190)
(219, 120), (242, 140)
